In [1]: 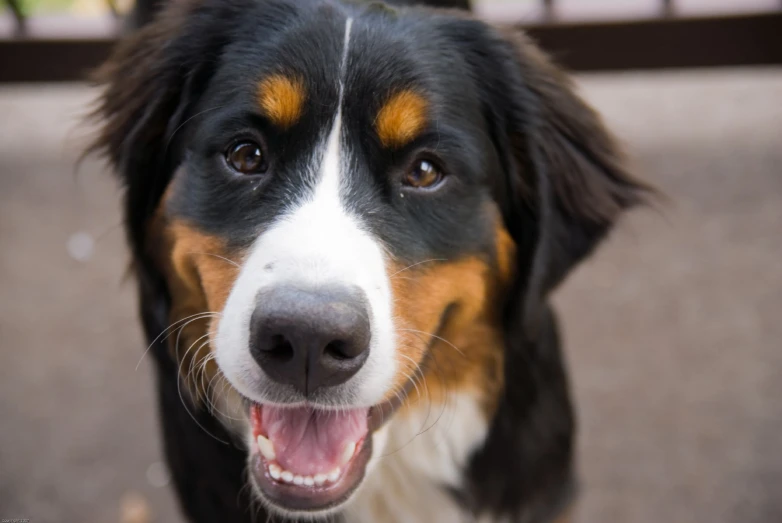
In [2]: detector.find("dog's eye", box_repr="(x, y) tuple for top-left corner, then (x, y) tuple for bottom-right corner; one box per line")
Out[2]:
(226, 141), (267, 175)
(404, 159), (443, 190)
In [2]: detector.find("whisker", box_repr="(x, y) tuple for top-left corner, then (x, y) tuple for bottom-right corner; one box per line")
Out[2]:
(389, 258), (446, 278)
(203, 369), (245, 422)
(414, 348), (451, 437)
(192, 341), (216, 399)
(399, 332), (445, 434)
(398, 353), (424, 402)
(136, 311), (220, 370)
(175, 373), (230, 444)
(185, 251), (241, 268)
(178, 332), (212, 391)
(399, 328), (465, 357)
(190, 331), (248, 423)
(174, 327), (230, 444)
(376, 334), (454, 459)
(198, 351), (214, 399)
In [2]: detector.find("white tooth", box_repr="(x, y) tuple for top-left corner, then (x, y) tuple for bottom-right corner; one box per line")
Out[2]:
(314, 474), (327, 486)
(256, 435), (276, 461)
(304, 476), (315, 487)
(269, 464), (282, 480)
(327, 468), (340, 482)
(339, 441), (356, 466)
(293, 475), (304, 486)
(281, 471), (294, 483)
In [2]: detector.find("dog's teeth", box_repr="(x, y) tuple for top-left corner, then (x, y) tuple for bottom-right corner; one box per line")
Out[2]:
(339, 441), (356, 466)
(272, 466), (329, 487)
(269, 463), (282, 480)
(256, 435), (276, 461)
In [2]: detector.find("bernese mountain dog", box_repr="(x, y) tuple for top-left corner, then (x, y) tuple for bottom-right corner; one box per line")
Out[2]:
(90, 0), (650, 521)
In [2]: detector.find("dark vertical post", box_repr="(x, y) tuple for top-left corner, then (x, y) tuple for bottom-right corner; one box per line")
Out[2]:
(542, 0), (555, 22)
(662, 0), (675, 17)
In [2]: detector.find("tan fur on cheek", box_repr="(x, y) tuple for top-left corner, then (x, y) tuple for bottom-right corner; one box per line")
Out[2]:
(167, 221), (239, 314)
(384, 213), (517, 416)
(148, 209), (244, 402)
(387, 223), (516, 417)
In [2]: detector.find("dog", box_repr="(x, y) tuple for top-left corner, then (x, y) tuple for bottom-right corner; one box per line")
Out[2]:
(90, 0), (649, 521)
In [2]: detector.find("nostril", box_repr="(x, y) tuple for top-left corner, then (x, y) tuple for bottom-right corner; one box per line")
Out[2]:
(267, 334), (294, 362)
(324, 340), (351, 360)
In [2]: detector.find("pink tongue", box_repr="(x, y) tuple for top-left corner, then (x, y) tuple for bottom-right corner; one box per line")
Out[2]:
(260, 406), (369, 476)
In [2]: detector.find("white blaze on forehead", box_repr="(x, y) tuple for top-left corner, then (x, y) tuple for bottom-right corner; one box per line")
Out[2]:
(341, 18), (354, 75)
(316, 94), (344, 218)
(215, 17), (397, 409)
(318, 16), (352, 205)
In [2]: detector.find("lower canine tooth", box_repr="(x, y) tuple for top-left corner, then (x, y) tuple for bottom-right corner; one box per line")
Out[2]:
(256, 435), (276, 461)
(314, 474), (327, 486)
(339, 441), (357, 466)
(281, 471), (293, 483)
(327, 468), (340, 482)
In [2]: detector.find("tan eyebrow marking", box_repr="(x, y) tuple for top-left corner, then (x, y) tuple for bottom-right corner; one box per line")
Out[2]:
(375, 90), (428, 148)
(257, 75), (306, 129)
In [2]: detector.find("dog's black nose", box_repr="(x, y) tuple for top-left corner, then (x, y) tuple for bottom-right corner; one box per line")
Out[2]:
(249, 285), (371, 395)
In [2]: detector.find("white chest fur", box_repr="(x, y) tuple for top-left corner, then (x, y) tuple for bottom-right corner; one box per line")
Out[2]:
(344, 392), (489, 523)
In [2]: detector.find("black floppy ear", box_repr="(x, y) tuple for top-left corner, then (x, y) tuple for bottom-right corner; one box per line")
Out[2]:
(89, 0), (251, 342)
(89, 0), (242, 264)
(475, 29), (652, 334)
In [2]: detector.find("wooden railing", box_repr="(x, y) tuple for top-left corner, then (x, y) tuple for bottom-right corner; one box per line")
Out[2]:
(1, 0), (781, 82)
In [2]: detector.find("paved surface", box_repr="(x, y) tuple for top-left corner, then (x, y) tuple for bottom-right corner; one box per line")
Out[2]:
(1, 68), (781, 523)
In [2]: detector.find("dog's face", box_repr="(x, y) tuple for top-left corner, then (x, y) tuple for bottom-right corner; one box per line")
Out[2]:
(94, 0), (646, 518)
(163, 8), (514, 512)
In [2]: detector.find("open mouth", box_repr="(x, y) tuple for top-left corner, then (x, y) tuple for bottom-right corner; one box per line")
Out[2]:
(249, 403), (384, 513)
(244, 354), (426, 513)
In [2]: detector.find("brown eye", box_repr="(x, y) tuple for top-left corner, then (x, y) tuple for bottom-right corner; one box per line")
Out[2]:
(226, 141), (266, 175)
(404, 159), (443, 189)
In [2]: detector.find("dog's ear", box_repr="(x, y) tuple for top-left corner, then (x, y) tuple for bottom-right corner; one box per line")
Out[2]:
(90, 0), (243, 262)
(88, 0), (256, 341)
(464, 28), (652, 336)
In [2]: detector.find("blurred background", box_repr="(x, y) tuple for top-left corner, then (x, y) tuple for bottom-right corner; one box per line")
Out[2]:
(1, 0), (781, 522)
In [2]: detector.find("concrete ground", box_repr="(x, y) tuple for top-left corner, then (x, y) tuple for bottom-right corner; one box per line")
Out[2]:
(1, 68), (781, 523)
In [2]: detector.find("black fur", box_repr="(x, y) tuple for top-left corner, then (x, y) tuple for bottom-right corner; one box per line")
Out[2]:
(92, 1), (649, 521)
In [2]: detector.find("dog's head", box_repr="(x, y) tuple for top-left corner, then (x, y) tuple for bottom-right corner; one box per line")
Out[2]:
(93, 0), (648, 517)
